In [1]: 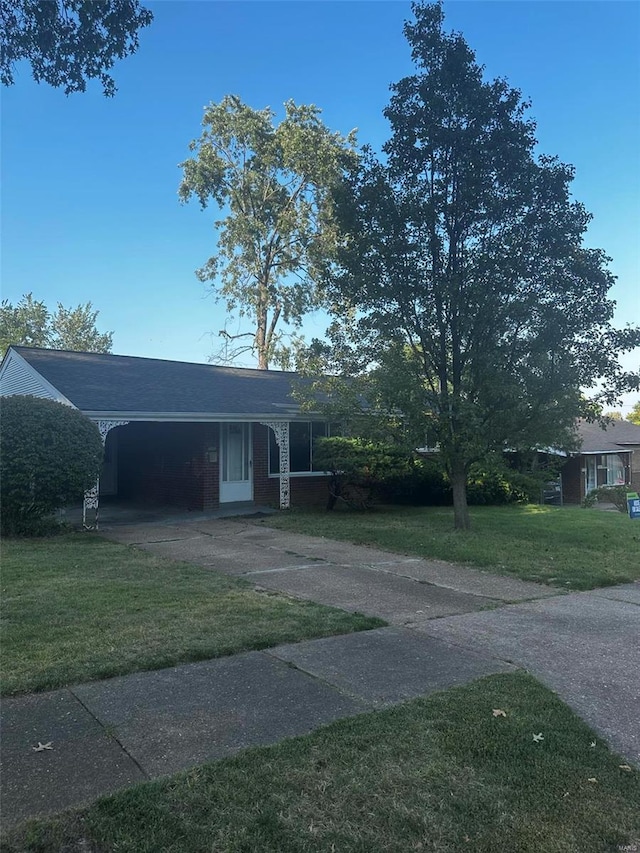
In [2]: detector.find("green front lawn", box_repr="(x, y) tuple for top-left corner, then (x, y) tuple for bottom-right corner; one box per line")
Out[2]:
(264, 504), (640, 590)
(0, 535), (383, 696)
(4, 672), (638, 853)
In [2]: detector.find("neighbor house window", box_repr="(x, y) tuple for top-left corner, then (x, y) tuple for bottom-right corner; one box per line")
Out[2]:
(605, 454), (626, 485)
(269, 422), (337, 475)
(586, 453), (627, 493)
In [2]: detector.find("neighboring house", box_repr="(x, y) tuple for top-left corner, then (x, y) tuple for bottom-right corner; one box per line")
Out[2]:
(0, 346), (335, 521)
(561, 419), (640, 503)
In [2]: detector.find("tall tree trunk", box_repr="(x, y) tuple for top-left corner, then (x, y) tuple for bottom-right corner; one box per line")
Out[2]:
(255, 288), (269, 369)
(450, 458), (470, 531)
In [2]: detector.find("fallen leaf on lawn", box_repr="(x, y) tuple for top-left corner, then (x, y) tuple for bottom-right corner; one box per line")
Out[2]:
(33, 741), (53, 752)
(587, 777), (598, 783)
(492, 709), (507, 717)
(562, 792), (569, 798)
(590, 741), (597, 748)
(619, 765), (632, 772)
(532, 733), (544, 743)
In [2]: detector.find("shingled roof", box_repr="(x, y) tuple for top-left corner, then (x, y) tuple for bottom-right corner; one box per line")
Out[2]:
(577, 418), (640, 453)
(2, 346), (311, 419)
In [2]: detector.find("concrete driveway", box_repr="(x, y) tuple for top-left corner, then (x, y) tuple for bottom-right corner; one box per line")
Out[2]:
(104, 516), (640, 766)
(105, 516), (557, 625)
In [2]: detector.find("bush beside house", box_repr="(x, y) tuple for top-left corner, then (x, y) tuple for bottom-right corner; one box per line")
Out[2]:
(0, 396), (104, 535)
(313, 437), (541, 510)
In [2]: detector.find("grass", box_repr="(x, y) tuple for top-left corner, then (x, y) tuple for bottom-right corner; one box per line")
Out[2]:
(0, 534), (383, 696)
(3, 672), (638, 853)
(263, 504), (640, 590)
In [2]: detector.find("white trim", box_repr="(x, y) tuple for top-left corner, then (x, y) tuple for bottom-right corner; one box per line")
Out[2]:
(261, 421), (290, 509)
(268, 471), (329, 479)
(80, 411), (312, 423)
(579, 449), (638, 456)
(82, 419), (130, 530)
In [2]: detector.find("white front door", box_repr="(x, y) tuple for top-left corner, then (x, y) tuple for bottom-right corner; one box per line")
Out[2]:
(585, 456), (597, 494)
(220, 422), (253, 503)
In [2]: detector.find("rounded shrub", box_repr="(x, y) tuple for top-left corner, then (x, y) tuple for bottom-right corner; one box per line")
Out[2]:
(466, 462), (541, 505)
(1, 396), (104, 535)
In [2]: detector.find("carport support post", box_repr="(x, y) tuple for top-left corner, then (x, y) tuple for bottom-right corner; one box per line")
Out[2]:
(261, 422), (290, 509)
(83, 420), (129, 530)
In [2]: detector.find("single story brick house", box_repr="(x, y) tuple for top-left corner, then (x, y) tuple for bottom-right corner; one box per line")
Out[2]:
(0, 346), (337, 522)
(561, 419), (640, 503)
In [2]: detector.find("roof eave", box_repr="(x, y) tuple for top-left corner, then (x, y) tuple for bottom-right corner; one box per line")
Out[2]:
(80, 410), (321, 423)
(578, 447), (640, 455)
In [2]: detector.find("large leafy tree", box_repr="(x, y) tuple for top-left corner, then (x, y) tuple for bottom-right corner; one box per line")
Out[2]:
(1, 0), (152, 96)
(316, 2), (640, 530)
(627, 401), (640, 425)
(179, 95), (357, 369)
(0, 293), (113, 356)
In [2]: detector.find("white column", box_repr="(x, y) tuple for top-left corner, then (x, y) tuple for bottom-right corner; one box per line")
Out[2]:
(83, 420), (130, 529)
(261, 421), (290, 509)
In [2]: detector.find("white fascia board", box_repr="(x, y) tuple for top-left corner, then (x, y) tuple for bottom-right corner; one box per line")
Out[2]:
(580, 447), (639, 455)
(535, 446), (568, 457)
(80, 411), (305, 422)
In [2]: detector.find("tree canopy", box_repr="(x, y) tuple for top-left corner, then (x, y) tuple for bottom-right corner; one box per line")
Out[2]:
(1, 0), (152, 96)
(311, 2), (640, 530)
(179, 95), (357, 369)
(0, 293), (113, 357)
(628, 401), (640, 425)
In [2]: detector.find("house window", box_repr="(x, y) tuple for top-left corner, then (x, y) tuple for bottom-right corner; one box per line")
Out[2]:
(585, 453), (627, 493)
(269, 422), (336, 475)
(605, 454), (626, 485)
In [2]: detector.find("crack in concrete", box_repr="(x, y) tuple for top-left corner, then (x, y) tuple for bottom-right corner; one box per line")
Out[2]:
(68, 688), (150, 781)
(244, 563), (329, 575)
(260, 649), (376, 709)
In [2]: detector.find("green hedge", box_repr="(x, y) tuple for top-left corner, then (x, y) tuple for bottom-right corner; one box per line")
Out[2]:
(466, 462), (542, 505)
(1, 396), (104, 536)
(313, 439), (543, 509)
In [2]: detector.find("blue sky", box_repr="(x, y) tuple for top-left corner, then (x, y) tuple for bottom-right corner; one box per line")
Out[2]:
(3, 1), (639, 411)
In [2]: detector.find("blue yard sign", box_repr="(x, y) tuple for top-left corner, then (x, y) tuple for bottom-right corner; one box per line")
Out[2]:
(627, 492), (640, 520)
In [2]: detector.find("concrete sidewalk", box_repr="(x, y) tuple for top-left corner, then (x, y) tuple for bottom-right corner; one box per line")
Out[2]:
(418, 582), (640, 766)
(1, 628), (513, 825)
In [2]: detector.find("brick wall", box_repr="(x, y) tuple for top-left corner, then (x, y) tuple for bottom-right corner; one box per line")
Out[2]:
(201, 424), (219, 510)
(252, 423), (270, 504)
(116, 422), (219, 511)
